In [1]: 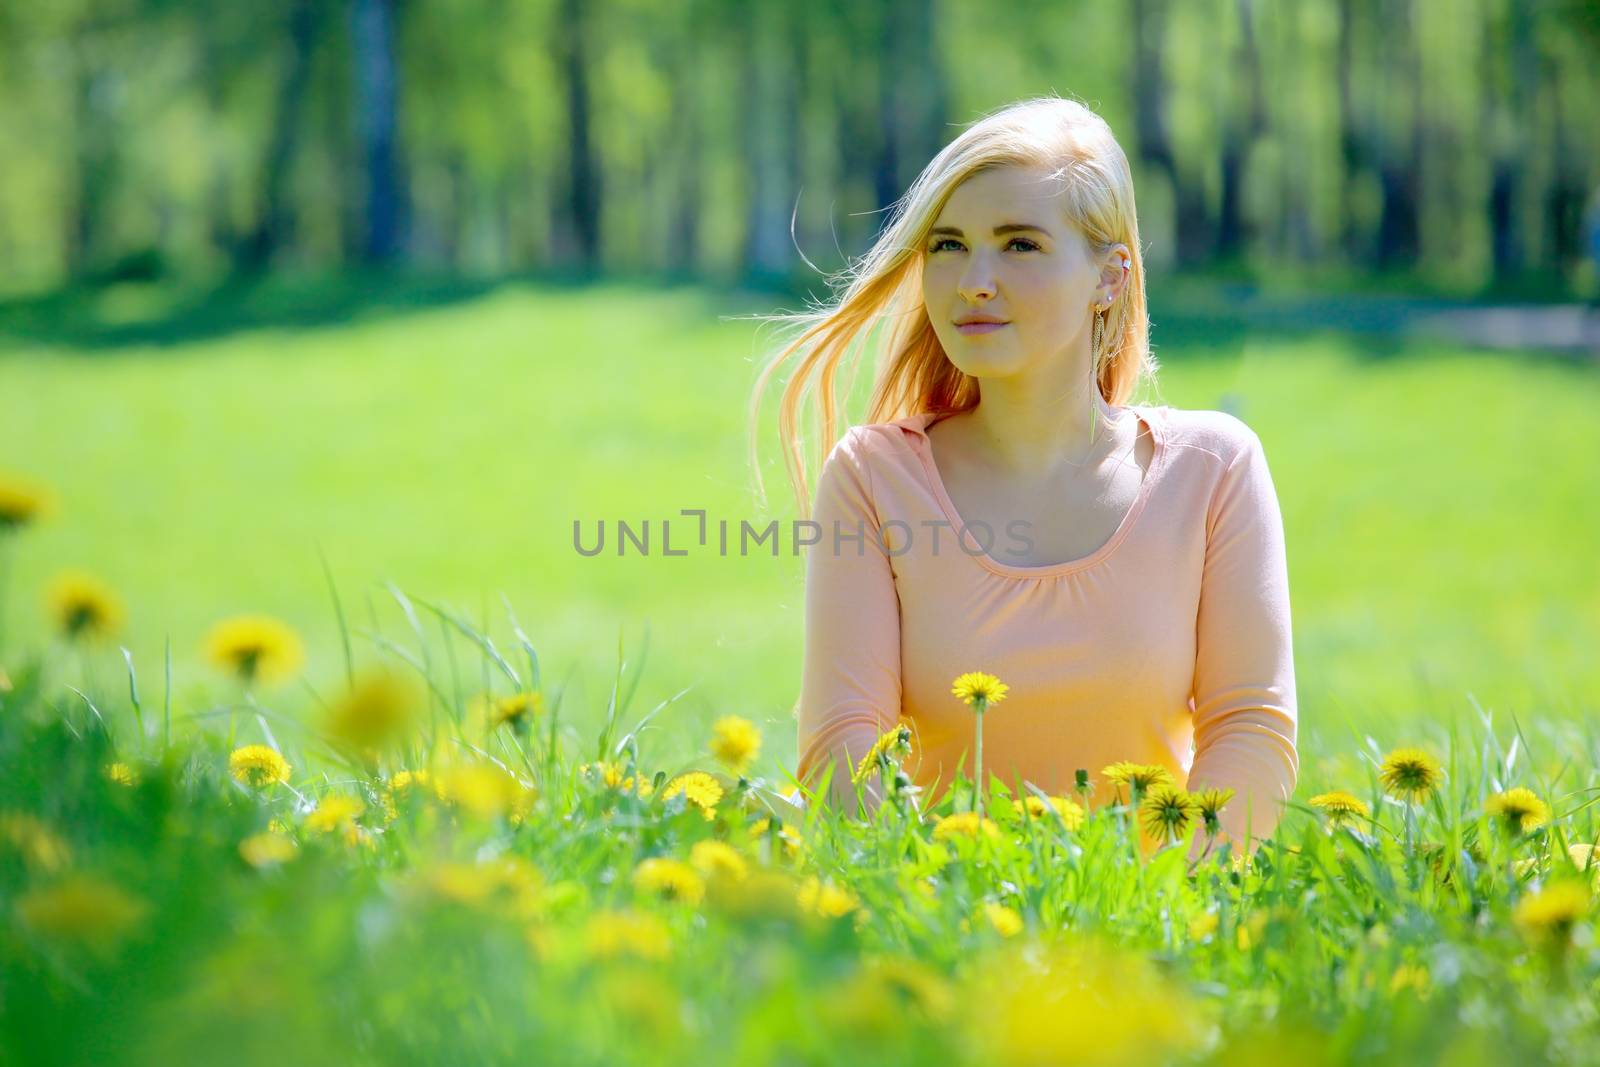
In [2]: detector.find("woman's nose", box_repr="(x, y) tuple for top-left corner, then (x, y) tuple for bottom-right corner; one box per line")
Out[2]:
(958, 263), (996, 302)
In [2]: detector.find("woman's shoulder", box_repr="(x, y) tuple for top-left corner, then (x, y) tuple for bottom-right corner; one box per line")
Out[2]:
(826, 415), (928, 466)
(1151, 403), (1264, 467)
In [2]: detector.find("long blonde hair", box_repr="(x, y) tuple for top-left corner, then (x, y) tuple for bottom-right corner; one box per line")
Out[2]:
(745, 94), (1158, 520)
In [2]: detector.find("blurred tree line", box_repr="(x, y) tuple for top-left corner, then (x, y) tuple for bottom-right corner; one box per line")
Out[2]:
(0, 0), (1596, 297)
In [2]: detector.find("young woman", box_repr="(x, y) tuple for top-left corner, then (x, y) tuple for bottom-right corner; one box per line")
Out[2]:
(748, 95), (1297, 860)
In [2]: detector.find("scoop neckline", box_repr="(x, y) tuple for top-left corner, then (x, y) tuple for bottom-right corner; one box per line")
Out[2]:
(898, 405), (1168, 579)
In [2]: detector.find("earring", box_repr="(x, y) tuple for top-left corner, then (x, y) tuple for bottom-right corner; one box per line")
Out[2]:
(1091, 305), (1103, 363)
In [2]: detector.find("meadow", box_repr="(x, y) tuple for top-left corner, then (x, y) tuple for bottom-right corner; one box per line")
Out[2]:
(2, 279), (1599, 1064)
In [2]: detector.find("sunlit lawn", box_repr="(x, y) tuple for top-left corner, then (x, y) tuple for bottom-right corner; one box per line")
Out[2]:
(3, 279), (1597, 777)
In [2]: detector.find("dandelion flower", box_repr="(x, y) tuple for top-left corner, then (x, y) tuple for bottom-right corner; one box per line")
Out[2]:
(0, 474), (48, 533)
(662, 771), (723, 820)
(45, 571), (122, 641)
(1512, 879), (1589, 945)
(950, 671), (1009, 708)
(382, 769), (440, 821)
(851, 723), (913, 787)
(16, 874), (146, 952)
(1020, 794), (1085, 831)
(750, 817), (805, 862)
(326, 669), (420, 751)
(632, 857), (705, 905)
(476, 690), (544, 732)
(228, 744), (292, 789)
(1139, 785), (1199, 843)
(983, 902), (1024, 937)
(304, 793), (365, 834)
(0, 812), (72, 871)
(688, 839), (749, 883)
(205, 615), (304, 686)
(1378, 747), (1443, 804)
(1388, 963), (1431, 998)
(104, 762), (137, 787)
(1102, 761), (1175, 802)
(239, 832), (298, 868)
(797, 875), (859, 918)
(437, 763), (525, 820)
(581, 759), (655, 797)
(1485, 787), (1551, 834)
(1309, 790), (1370, 830)
(584, 909), (673, 961)
(1187, 911), (1219, 941)
(423, 856), (543, 921)
(932, 811), (1003, 842)
(708, 715), (761, 775)
(1191, 787), (1235, 836)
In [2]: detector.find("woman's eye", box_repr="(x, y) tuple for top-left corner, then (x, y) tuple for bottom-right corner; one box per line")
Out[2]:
(926, 237), (1040, 253)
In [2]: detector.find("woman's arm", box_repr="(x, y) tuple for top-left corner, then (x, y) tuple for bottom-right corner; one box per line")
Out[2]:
(795, 427), (902, 816)
(1185, 426), (1300, 861)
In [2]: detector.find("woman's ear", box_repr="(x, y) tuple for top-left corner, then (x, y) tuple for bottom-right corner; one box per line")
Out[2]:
(1099, 243), (1133, 305)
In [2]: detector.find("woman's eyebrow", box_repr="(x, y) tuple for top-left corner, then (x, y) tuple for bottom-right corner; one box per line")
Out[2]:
(928, 223), (1050, 237)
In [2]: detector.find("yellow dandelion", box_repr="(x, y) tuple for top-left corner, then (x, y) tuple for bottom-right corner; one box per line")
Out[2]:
(1485, 787), (1551, 835)
(1512, 879), (1590, 944)
(1187, 911), (1220, 942)
(16, 874), (146, 951)
(1309, 790), (1371, 830)
(1102, 761), (1175, 802)
(507, 783), (540, 827)
(304, 793), (365, 834)
(797, 875), (859, 918)
(239, 832), (298, 868)
(45, 570), (122, 641)
(705, 867), (803, 921)
(632, 857), (705, 905)
(1191, 787), (1235, 835)
(475, 690), (544, 732)
(580, 760), (655, 797)
(851, 723), (914, 787)
(422, 856), (543, 920)
(750, 817), (806, 862)
(325, 668), (420, 751)
(950, 671), (1009, 708)
(437, 763), (526, 821)
(983, 901), (1024, 937)
(205, 615), (304, 686)
(584, 909), (673, 961)
(708, 715), (762, 775)
(688, 839), (749, 883)
(1378, 747), (1443, 804)
(1019, 794), (1086, 831)
(228, 744), (292, 789)
(1139, 784), (1199, 843)
(662, 771), (723, 820)
(382, 768), (441, 822)
(1388, 962), (1431, 998)
(104, 762), (137, 787)
(0, 473), (49, 532)
(0, 812), (72, 872)
(932, 811), (1003, 842)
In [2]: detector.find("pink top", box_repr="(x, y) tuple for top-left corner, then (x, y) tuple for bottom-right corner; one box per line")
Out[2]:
(794, 404), (1298, 852)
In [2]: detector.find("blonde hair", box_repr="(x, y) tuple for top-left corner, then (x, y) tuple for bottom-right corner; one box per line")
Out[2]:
(745, 94), (1158, 520)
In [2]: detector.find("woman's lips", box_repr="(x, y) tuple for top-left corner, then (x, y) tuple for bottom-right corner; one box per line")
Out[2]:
(956, 321), (1009, 335)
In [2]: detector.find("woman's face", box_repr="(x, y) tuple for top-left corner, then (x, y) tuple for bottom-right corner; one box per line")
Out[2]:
(920, 163), (1128, 380)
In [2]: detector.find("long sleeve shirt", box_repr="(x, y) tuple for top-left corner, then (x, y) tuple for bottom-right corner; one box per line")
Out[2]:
(794, 404), (1299, 856)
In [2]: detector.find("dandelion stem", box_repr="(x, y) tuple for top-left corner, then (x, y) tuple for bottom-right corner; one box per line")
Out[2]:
(973, 697), (986, 820)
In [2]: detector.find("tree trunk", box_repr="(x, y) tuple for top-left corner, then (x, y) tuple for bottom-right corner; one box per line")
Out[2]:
(351, 0), (408, 265)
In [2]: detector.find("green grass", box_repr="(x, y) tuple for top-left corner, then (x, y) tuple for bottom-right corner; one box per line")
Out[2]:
(2, 280), (1598, 776)
(4, 284), (1600, 1063)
